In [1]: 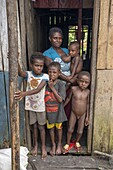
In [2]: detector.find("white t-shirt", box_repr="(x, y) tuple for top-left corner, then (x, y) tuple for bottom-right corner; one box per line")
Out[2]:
(25, 71), (49, 112)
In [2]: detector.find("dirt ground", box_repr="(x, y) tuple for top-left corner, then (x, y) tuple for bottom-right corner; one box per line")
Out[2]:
(27, 153), (113, 170)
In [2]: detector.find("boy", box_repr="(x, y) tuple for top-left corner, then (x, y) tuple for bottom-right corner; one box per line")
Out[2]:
(14, 52), (49, 159)
(45, 62), (67, 156)
(63, 71), (90, 154)
(61, 41), (83, 85)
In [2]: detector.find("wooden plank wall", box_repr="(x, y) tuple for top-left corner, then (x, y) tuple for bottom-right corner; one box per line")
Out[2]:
(33, 0), (93, 9)
(0, 0), (9, 148)
(93, 0), (113, 153)
(0, 0), (35, 148)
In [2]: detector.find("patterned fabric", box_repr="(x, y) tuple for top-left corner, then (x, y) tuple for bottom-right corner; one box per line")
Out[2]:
(25, 71), (49, 112)
(45, 79), (67, 124)
(45, 90), (59, 113)
(43, 47), (71, 76)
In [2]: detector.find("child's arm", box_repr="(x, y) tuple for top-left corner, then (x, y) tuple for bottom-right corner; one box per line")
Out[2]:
(48, 80), (63, 103)
(61, 54), (71, 63)
(85, 90), (90, 126)
(14, 80), (46, 101)
(18, 63), (27, 78)
(71, 56), (80, 77)
(64, 91), (72, 107)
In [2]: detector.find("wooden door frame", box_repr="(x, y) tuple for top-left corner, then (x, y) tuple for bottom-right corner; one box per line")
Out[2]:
(33, 0), (100, 154)
(87, 0), (100, 153)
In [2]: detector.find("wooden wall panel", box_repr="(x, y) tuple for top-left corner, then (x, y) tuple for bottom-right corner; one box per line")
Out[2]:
(93, 70), (113, 152)
(59, 0), (79, 8)
(0, 0), (9, 148)
(97, 0), (110, 69)
(107, 0), (113, 69)
(25, 0), (35, 64)
(33, 0), (93, 9)
(33, 0), (58, 8)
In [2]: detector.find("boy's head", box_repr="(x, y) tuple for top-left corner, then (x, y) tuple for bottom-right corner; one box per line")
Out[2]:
(48, 62), (61, 81)
(69, 41), (79, 57)
(30, 52), (45, 75)
(77, 71), (90, 90)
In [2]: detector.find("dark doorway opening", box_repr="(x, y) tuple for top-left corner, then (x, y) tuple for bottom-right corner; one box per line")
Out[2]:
(32, 5), (93, 154)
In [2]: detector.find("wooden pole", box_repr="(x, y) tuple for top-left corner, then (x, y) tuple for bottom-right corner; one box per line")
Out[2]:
(6, 0), (20, 169)
(78, 0), (82, 52)
(87, 0), (100, 153)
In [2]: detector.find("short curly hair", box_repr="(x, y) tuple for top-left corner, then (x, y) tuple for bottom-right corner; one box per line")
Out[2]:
(49, 27), (63, 37)
(30, 52), (45, 64)
(48, 62), (61, 71)
(78, 71), (90, 79)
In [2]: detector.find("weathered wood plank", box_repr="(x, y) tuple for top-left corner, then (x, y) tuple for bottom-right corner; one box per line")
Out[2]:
(59, 0), (79, 8)
(6, 0), (20, 169)
(33, 0), (58, 8)
(0, 0), (10, 148)
(97, 0), (110, 69)
(93, 70), (113, 152)
(24, 0), (35, 64)
(33, 0), (93, 9)
(107, 0), (113, 69)
(87, 0), (100, 153)
(18, 0), (27, 145)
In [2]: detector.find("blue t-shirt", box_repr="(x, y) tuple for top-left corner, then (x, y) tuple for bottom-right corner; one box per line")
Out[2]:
(43, 47), (70, 76)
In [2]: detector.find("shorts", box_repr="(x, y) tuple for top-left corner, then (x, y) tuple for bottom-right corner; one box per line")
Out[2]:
(29, 111), (46, 125)
(47, 120), (62, 129)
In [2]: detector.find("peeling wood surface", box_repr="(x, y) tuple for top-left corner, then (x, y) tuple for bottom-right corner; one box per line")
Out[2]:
(33, 0), (93, 9)
(97, 0), (113, 69)
(107, 0), (113, 69)
(0, 0), (9, 148)
(88, 0), (100, 153)
(93, 70), (113, 152)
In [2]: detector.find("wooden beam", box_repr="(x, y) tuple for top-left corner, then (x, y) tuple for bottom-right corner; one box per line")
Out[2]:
(78, 0), (82, 49)
(6, 0), (20, 169)
(87, 0), (100, 153)
(107, 0), (113, 69)
(97, 0), (110, 69)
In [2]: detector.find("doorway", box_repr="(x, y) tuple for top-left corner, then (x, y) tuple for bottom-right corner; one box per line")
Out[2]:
(32, 1), (94, 154)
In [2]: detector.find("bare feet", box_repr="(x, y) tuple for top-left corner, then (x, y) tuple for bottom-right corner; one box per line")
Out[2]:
(56, 144), (62, 155)
(31, 146), (38, 156)
(41, 145), (47, 159)
(49, 144), (56, 157)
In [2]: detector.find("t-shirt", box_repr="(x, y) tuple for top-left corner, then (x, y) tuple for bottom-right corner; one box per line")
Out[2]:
(43, 47), (70, 76)
(25, 71), (49, 112)
(45, 79), (67, 124)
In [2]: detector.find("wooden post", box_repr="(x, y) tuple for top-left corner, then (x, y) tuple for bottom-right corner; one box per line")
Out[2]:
(78, 0), (82, 52)
(87, 0), (100, 153)
(6, 0), (20, 169)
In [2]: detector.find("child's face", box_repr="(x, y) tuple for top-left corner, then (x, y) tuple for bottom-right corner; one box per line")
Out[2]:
(31, 59), (44, 75)
(69, 44), (79, 57)
(48, 66), (60, 81)
(77, 75), (90, 90)
(49, 32), (62, 48)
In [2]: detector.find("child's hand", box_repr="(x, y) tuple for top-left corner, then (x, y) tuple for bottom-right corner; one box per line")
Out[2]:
(85, 117), (89, 126)
(14, 90), (25, 101)
(48, 80), (54, 89)
(66, 75), (73, 82)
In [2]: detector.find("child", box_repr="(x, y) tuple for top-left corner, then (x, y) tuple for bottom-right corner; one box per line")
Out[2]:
(14, 52), (49, 159)
(63, 71), (90, 154)
(61, 41), (83, 86)
(45, 62), (67, 156)
(64, 41), (83, 121)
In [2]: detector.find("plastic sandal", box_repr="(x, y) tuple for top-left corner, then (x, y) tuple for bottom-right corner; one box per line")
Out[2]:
(74, 142), (81, 152)
(63, 143), (74, 154)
